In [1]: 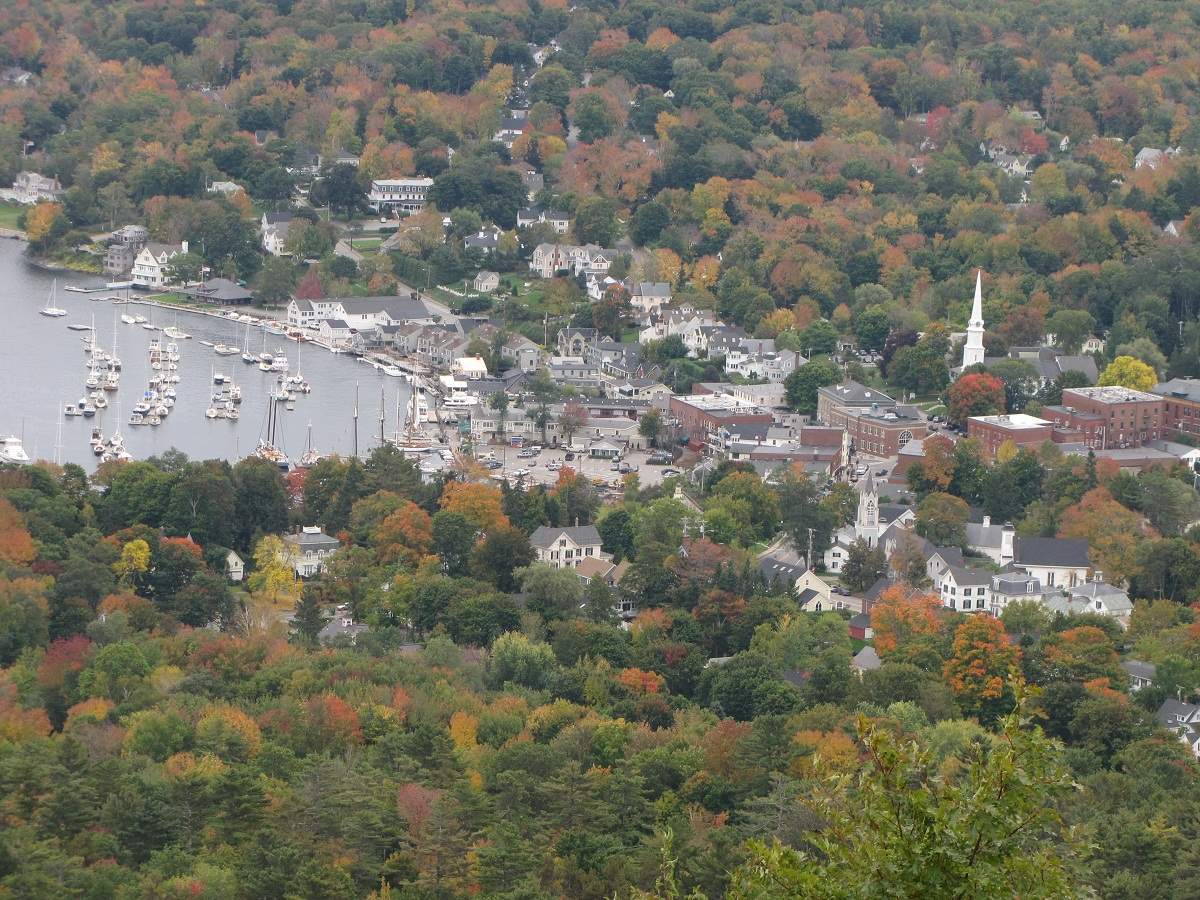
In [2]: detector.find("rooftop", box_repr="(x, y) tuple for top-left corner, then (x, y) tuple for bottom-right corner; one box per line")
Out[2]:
(1064, 385), (1162, 404)
(969, 413), (1051, 430)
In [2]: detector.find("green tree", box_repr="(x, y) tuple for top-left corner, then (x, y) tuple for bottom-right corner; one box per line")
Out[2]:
(915, 492), (970, 548)
(432, 511), (477, 575)
(574, 196), (620, 246)
(254, 256), (298, 306)
(630, 201), (670, 246)
(841, 539), (887, 593)
(517, 563), (584, 622)
(854, 305), (891, 352)
(784, 357), (841, 414)
(639, 408), (665, 448)
(728, 688), (1086, 899)
(1046, 309), (1096, 354)
(292, 582), (329, 646)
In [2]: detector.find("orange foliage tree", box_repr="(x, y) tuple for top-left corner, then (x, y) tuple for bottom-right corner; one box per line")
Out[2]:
(869, 585), (942, 656)
(942, 616), (1020, 723)
(438, 481), (508, 532)
(374, 500), (433, 564)
(1057, 487), (1149, 584)
(0, 497), (36, 565)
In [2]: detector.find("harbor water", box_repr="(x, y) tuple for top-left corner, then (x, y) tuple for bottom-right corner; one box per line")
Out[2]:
(0, 240), (411, 468)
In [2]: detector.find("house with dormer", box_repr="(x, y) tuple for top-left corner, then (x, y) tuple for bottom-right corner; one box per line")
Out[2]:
(530, 524), (609, 570)
(131, 241), (189, 290)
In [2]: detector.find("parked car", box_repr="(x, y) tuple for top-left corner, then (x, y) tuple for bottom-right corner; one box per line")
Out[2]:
(618, 462), (637, 474)
(564, 452), (575, 461)
(485, 460), (502, 469)
(510, 468), (529, 477)
(647, 454), (671, 465)
(518, 448), (536, 458)
(662, 468), (681, 476)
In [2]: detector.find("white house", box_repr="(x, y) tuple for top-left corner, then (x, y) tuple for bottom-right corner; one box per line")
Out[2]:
(208, 180), (244, 196)
(1157, 699), (1200, 758)
(530, 243), (573, 278)
(368, 177), (434, 212)
(9, 171), (62, 204)
(517, 206), (570, 233)
(225, 550), (244, 582)
(281, 526), (341, 578)
(473, 270), (499, 293)
(131, 241), (188, 290)
(630, 282), (672, 316)
(1011, 537), (1091, 590)
(1047, 576), (1133, 624)
(261, 212), (293, 256)
(529, 524), (609, 570)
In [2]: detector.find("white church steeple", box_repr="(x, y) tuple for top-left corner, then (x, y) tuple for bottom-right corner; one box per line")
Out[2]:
(961, 269), (986, 369)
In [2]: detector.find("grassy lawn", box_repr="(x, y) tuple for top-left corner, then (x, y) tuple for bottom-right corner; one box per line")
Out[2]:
(348, 237), (382, 252)
(0, 201), (25, 230)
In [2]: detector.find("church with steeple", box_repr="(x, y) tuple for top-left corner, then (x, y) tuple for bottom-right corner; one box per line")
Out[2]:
(822, 472), (916, 574)
(960, 270), (986, 370)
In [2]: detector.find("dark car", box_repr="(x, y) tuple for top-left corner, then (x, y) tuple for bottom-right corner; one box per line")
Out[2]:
(564, 452), (575, 461)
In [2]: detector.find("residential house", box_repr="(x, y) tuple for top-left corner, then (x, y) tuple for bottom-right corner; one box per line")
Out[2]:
(318, 615), (369, 645)
(1012, 537), (1091, 589)
(367, 177), (434, 212)
(9, 171), (62, 204)
(225, 550), (244, 582)
(630, 282), (672, 317)
(104, 224), (149, 278)
(1047, 577), (1133, 624)
(519, 166), (544, 200)
(463, 226), (503, 255)
(261, 212), (293, 256)
(548, 356), (602, 387)
(493, 110), (530, 149)
(965, 516), (1016, 564)
(852, 645), (882, 673)
(473, 270), (499, 293)
(1153, 378), (1200, 440)
(318, 319), (353, 344)
(286, 293), (452, 332)
(988, 570), (1045, 616)
(281, 526), (340, 578)
(1157, 699), (1200, 757)
(207, 180), (244, 196)
(516, 206), (570, 233)
(184, 278), (253, 305)
(757, 547), (807, 591)
(1122, 660), (1156, 691)
(724, 344), (803, 382)
(131, 241), (188, 290)
(530, 524), (608, 570)
(848, 613), (874, 640)
(934, 563), (992, 612)
(530, 243), (573, 278)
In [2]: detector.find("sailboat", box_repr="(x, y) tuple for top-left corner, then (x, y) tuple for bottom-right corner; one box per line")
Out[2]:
(386, 383), (434, 454)
(296, 421), (325, 468)
(241, 323), (255, 364)
(40, 279), (67, 317)
(252, 396), (290, 470)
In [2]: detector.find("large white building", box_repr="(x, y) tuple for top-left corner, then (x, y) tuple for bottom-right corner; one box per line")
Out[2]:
(287, 293), (453, 331)
(368, 178), (434, 212)
(131, 241), (188, 290)
(529, 524), (609, 570)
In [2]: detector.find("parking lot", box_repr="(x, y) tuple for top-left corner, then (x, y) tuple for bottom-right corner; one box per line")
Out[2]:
(470, 442), (682, 491)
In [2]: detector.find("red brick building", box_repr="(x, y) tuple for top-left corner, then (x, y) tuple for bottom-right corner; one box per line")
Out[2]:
(967, 414), (1054, 460)
(1044, 386), (1164, 450)
(668, 394), (773, 449)
(1154, 378), (1200, 440)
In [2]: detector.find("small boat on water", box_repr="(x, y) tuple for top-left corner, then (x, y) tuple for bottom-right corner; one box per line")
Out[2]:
(67, 323), (92, 331)
(214, 372), (228, 384)
(214, 343), (238, 356)
(40, 280), (67, 317)
(120, 314), (137, 325)
(199, 340), (214, 347)
(163, 326), (190, 340)
(0, 436), (31, 465)
(133, 315), (147, 324)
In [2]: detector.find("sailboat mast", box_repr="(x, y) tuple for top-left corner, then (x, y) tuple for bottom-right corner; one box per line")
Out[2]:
(353, 381), (359, 457)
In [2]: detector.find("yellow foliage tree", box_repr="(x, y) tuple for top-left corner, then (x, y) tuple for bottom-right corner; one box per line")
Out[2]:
(1098, 355), (1157, 391)
(25, 202), (63, 244)
(113, 539), (150, 586)
(248, 534), (301, 609)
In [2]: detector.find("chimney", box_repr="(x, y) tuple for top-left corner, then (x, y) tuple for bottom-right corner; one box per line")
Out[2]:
(982, 515), (990, 528)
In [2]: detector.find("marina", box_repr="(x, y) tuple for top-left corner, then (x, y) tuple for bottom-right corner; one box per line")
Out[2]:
(0, 242), (418, 468)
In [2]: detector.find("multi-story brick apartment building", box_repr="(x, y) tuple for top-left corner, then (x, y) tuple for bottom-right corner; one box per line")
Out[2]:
(1044, 386), (1164, 449)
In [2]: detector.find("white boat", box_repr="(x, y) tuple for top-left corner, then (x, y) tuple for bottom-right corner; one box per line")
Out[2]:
(120, 314), (137, 325)
(67, 323), (91, 331)
(214, 343), (238, 356)
(214, 372), (228, 384)
(40, 280), (67, 317)
(163, 326), (189, 339)
(91, 392), (107, 409)
(0, 436), (30, 465)
(205, 407), (218, 419)
(199, 340), (214, 347)
(81, 402), (96, 418)
(132, 315), (147, 324)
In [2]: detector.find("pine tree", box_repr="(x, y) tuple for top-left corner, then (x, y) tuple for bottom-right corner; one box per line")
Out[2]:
(292, 584), (328, 646)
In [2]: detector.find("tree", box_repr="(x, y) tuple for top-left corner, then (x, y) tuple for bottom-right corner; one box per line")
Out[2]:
(784, 357), (841, 414)
(638, 408), (664, 448)
(799, 320), (839, 356)
(470, 527), (534, 592)
(728, 689), (1086, 899)
(841, 539), (887, 593)
(777, 470), (837, 566)
(320, 163), (365, 218)
(1098, 356), (1157, 391)
(854, 305), (891, 352)
(254, 256), (298, 305)
(431, 511), (477, 575)
(488, 390), (509, 436)
(915, 492), (970, 548)
(517, 563), (584, 621)
(292, 583), (329, 646)
(870, 585), (942, 656)
(630, 201), (669, 245)
(559, 400), (588, 448)
(490, 631), (557, 689)
(248, 534), (301, 610)
(947, 372), (1005, 426)
(943, 616), (1020, 723)
(527, 369), (559, 443)
(439, 481), (507, 531)
(1045, 309), (1096, 354)
(574, 197), (620, 246)
(1057, 487), (1147, 584)
(572, 93), (617, 143)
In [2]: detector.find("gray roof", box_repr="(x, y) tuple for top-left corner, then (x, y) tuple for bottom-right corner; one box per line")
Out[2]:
(283, 529), (340, 548)
(191, 277), (252, 302)
(1014, 537), (1090, 568)
(1155, 378), (1200, 403)
(1156, 698), (1199, 728)
(1121, 659), (1157, 682)
(818, 381), (896, 407)
(529, 524), (602, 550)
(849, 612), (872, 628)
(263, 211), (294, 225)
(1067, 580), (1133, 613)
(339, 296), (444, 321)
(852, 646), (882, 671)
(945, 564), (992, 586)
